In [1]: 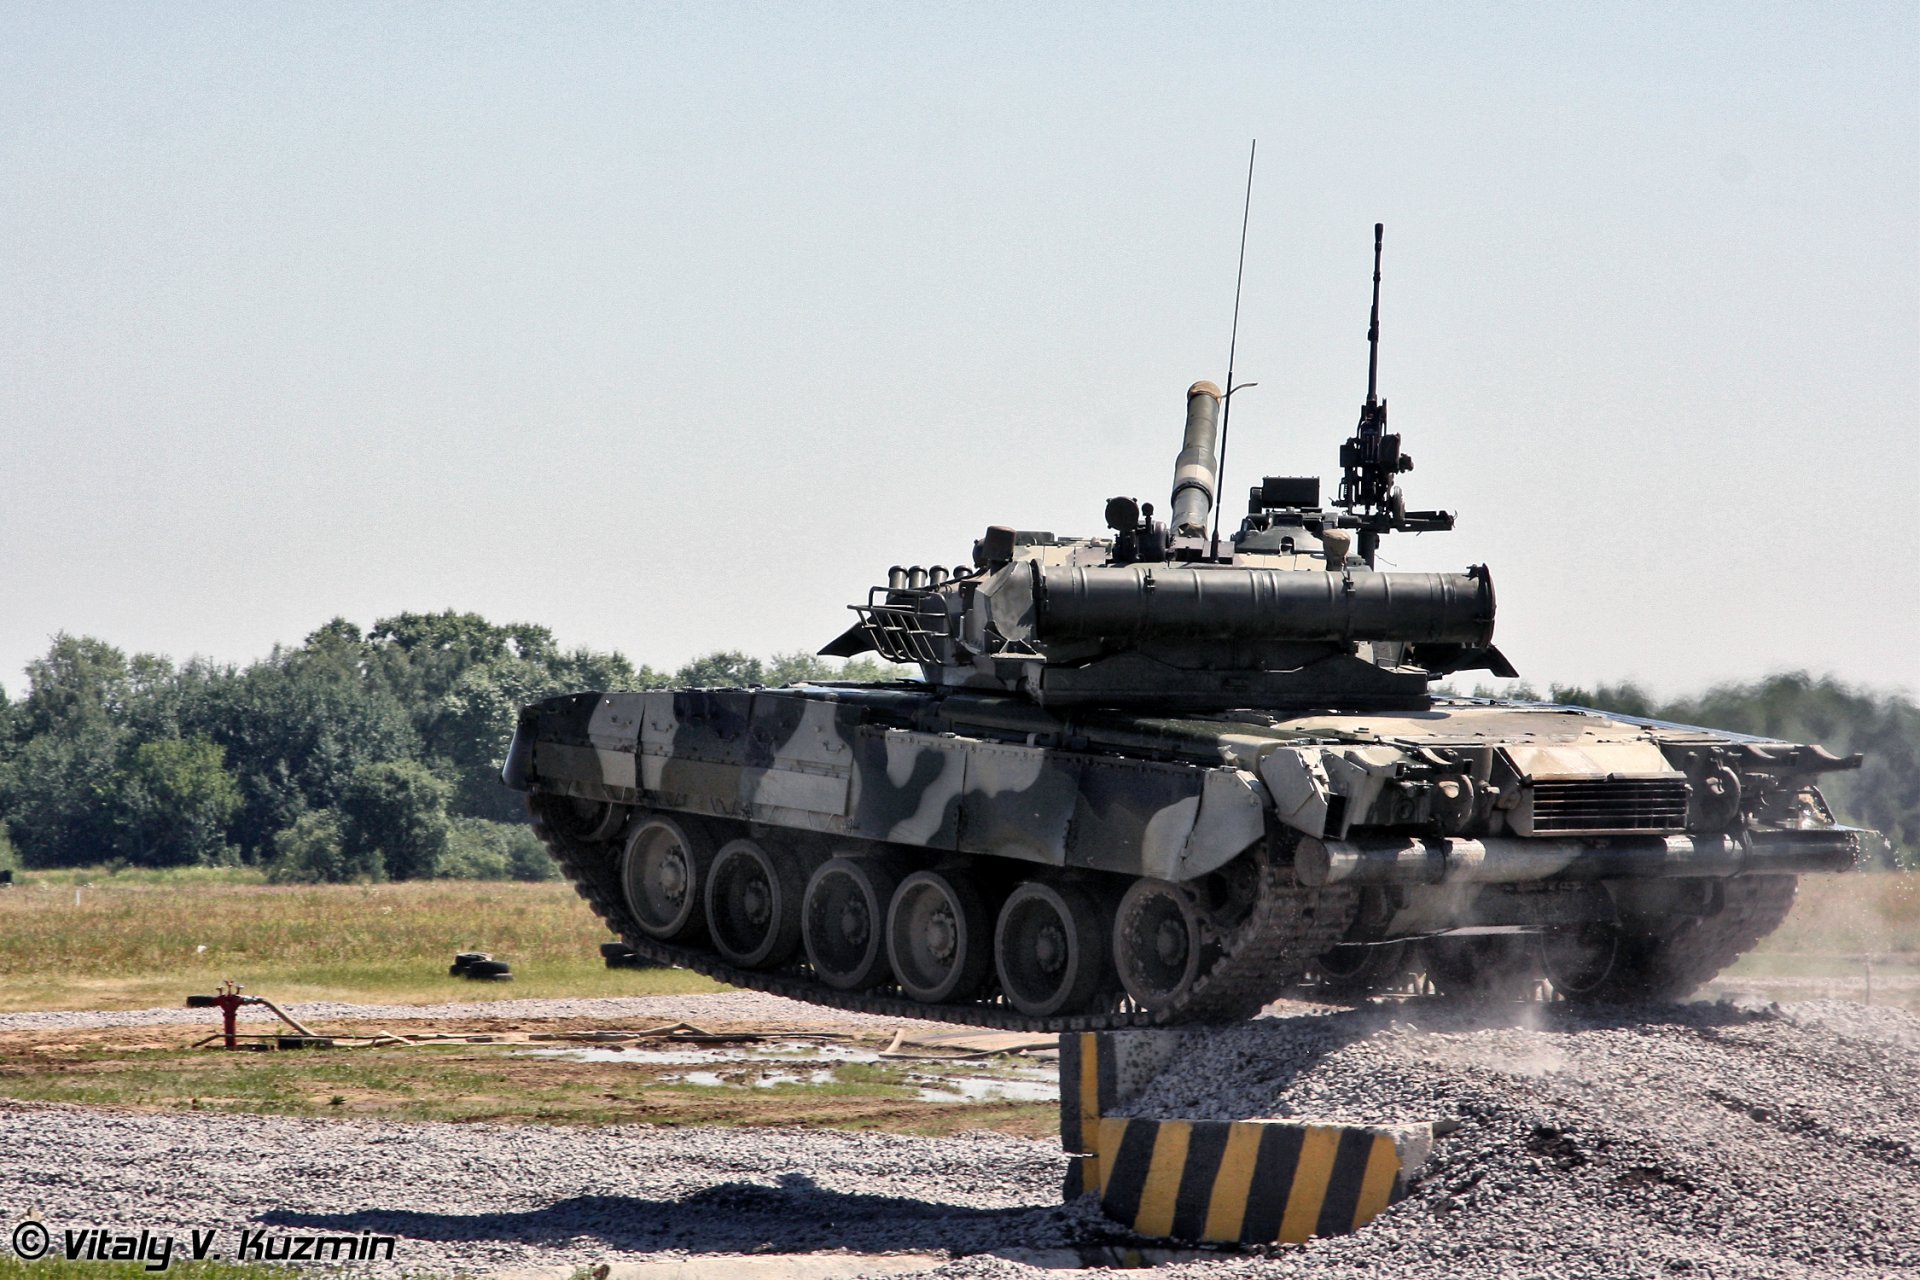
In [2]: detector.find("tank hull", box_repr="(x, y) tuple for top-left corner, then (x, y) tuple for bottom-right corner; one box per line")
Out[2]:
(506, 685), (1862, 1026)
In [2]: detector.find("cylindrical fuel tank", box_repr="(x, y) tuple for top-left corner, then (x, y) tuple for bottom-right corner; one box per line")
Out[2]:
(1035, 563), (1495, 645)
(1294, 827), (1861, 886)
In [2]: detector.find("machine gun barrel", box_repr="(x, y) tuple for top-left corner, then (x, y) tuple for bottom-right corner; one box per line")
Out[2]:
(1365, 222), (1383, 408)
(1169, 381), (1224, 537)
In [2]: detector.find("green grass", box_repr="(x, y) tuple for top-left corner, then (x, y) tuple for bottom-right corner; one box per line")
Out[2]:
(0, 1039), (1059, 1136)
(0, 865), (1909, 1014)
(0, 1262), (305, 1280)
(13, 865), (270, 888)
(1748, 869), (1919, 956)
(0, 872), (718, 1010)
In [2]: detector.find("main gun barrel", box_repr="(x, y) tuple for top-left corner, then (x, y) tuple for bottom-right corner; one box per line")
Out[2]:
(1169, 380), (1223, 537)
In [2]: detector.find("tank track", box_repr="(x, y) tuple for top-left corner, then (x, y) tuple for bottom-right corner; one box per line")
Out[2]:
(1627, 872), (1801, 1001)
(531, 800), (1357, 1032)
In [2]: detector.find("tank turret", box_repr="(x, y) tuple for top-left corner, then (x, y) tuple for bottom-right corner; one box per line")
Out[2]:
(821, 245), (1512, 707)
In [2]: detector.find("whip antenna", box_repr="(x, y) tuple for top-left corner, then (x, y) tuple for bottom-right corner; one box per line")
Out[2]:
(1210, 139), (1257, 560)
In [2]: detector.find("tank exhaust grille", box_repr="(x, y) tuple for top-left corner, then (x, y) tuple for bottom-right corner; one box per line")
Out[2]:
(1512, 777), (1691, 836)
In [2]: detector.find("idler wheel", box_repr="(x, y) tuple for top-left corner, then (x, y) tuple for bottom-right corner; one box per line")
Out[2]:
(1422, 933), (1542, 1002)
(803, 856), (901, 991)
(620, 816), (712, 943)
(1112, 878), (1205, 1014)
(705, 837), (806, 970)
(887, 870), (992, 1004)
(994, 881), (1111, 1018)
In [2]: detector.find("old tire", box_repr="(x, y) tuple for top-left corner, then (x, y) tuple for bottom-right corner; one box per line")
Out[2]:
(544, 795), (629, 844)
(1544, 874), (1799, 1004)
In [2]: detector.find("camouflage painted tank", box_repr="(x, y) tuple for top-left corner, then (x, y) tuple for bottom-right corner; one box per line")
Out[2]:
(503, 227), (1871, 1029)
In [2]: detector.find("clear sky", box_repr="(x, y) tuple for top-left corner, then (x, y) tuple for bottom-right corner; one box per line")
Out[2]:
(3, 2), (1916, 701)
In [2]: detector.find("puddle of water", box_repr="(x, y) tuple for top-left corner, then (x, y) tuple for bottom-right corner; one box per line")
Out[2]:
(912, 1070), (1058, 1104)
(667, 1068), (840, 1089)
(517, 1038), (1059, 1103)
(518, 1040), (881, 1067)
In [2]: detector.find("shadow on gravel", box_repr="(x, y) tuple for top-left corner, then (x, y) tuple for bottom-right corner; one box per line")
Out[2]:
(261, 1173), (1072, 1255)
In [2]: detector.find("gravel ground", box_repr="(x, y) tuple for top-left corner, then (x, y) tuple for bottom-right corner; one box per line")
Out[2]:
(2, 996), (1915, 1278)
(1083, 998), (1920, 1280)
(0, 1101), (1091, 1274)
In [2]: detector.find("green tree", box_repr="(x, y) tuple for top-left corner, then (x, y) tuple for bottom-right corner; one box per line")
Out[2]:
(110, 736), (242, 867)
(18, 634), (131, 738)
(674, 651), (766, 687)
(838, 656), (915, 683)
(764, 652), (835, 686)
(440, 816), (557, 881)
(183, 654), (417, 859)
(337, 760), (452, 880)
(264, 810), (352, 884)
(0, 723), (124, 866)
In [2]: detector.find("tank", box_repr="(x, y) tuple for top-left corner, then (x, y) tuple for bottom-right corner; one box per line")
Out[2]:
(502, 226), (1874, 1028)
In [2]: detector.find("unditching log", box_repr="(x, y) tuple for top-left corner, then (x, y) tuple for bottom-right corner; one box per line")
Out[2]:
(1058, 1030), (1434, 1245)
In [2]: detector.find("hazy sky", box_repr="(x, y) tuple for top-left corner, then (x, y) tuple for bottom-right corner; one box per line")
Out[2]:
(4, 3), (1916, 702)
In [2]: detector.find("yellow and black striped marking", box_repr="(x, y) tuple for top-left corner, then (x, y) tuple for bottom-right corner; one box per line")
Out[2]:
(1093, 1116), (1404, 1244)
(1060, 1030), (1424, 1243)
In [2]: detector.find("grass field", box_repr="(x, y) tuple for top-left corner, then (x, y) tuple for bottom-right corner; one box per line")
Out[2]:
(0, 872), (720, 1011)
(0, 867), (1912, 1014)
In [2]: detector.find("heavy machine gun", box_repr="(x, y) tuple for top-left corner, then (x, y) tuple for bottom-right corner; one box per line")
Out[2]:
(1334, 223), (1455, 567)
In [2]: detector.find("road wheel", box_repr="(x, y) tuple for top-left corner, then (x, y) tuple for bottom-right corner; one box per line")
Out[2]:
(705, 837), (806, 969)
(887, 869), (992, 1004)
(995, 880), (1111, 1017)
(1423, 934), (1541, 1002)
(1314, 939), (1413, 999)
(1112, 878), (1206, 1015)
(803, 856), (901, 991)
(620, 816), (712, 943)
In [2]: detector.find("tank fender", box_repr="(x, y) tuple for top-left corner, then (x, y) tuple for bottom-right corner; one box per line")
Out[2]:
(500, 711), (536, 791)
(1259, 745), (1407, 839)
(1319, 748), (1405, 838)
(1258, 748), (1333, 838)
(526, 693), (644, 796)
(1169, 768), (1269, 880)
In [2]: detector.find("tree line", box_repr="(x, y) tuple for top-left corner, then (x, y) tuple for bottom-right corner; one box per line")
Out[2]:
(0, 616), (1910, 878)
(0, 613), (903, 882)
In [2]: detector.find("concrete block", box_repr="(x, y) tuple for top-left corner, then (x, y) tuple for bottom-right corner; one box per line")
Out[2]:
(1059, 1030), (1433, 1244)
